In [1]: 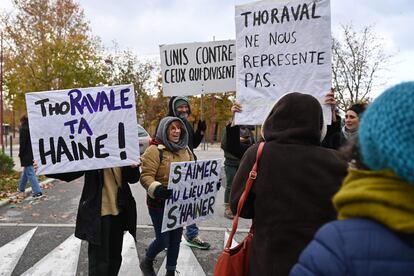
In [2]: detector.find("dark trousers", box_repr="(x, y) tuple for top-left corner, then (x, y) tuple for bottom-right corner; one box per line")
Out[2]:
(88, 215), (124, 276)
(146, 207), (183, 271)
(224, 165), (238, 203)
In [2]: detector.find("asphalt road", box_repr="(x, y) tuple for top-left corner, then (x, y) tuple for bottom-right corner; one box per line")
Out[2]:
(0, 145), (252, 276)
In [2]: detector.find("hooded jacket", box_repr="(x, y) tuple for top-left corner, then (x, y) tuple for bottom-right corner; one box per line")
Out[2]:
(230, 93), (347, 276)
(140, 117), (194, 209)
(167, 96), (203, 152)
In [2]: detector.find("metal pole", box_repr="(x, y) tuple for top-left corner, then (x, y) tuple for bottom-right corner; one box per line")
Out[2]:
(0, 32), (4, 153)
(210, 94), (216, 143)
(200, 93), (204, 121)
(200, 86), (206, 150)
(9, 135), (12, 157)
(12, 108), (15, 138)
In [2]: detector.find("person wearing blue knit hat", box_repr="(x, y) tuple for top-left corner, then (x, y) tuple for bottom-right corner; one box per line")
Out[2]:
(359, 82), (414, 184)
(290, 82), (414, 276)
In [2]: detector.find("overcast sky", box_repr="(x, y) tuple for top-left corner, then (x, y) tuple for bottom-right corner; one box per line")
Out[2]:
(2, 0), (413, 96)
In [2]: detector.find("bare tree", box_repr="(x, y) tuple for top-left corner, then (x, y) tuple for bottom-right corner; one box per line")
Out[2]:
(332, 24), (392, 110)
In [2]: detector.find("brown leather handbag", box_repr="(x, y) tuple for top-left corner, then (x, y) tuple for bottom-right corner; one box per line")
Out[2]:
(214, 142), (265, 276)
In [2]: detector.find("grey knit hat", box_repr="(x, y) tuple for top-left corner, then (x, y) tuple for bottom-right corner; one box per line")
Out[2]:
(156, 116), (188, 152)
(172, 97), (191, 118)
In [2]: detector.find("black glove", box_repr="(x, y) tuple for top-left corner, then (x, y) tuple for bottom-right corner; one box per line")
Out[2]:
(216, 179), (222, 191)
(197, 120), (207, 132)
(154, 185), (173, 199)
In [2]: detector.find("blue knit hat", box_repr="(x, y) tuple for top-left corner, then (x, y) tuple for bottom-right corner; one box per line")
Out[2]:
(358, 81), (414, 185)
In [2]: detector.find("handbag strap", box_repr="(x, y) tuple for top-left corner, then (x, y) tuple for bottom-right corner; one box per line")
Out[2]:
(225, 142), (265, 250)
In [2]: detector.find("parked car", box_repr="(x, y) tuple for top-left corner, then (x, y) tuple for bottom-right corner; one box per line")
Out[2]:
(138, 124), (151, 155)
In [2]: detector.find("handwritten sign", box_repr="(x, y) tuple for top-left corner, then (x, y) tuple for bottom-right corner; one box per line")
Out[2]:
(25, 84), (140, 175)
(235, 0), (332, 125)
(161, 159), (222, 232)
(160, 40), (236, 96)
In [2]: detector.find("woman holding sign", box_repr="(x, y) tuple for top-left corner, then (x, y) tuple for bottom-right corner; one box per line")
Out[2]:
(140, 116), (194, 276)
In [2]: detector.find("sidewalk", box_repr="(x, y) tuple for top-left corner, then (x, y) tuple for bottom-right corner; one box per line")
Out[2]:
(1, 142), (50, 208)
(0, 178), (55, 208)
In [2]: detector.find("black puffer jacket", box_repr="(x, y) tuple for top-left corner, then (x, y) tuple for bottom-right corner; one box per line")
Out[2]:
(48, 167), (139, 245)
(18, 119), (34, 167)
(230, 93), (347, 276)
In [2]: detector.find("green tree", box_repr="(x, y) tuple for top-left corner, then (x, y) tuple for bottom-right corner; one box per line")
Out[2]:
(1, 0), (108, 111)
(332, 24), (392, 110)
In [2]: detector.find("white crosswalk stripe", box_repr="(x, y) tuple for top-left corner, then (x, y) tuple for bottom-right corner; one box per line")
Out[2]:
(21, 234), (81, 276)
(224, 231), (239, 249)
(157, 236), (206, 276)
(119, 232), (142, 276)
(0, 227), (216, 275)
(0, 227), (37, 276)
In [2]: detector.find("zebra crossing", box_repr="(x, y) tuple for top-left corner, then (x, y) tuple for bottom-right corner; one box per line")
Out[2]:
(0, 224), (244, 276)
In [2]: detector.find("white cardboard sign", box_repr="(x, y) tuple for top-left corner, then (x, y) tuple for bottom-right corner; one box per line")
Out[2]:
(160, 40), (236, 96)
(161, 159), (222, 232)
(235, 0), (332, 125)
(25, 84), (140, 175)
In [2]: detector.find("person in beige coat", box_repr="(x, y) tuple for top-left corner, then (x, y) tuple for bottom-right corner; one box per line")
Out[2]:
(139, 116), (194, 276)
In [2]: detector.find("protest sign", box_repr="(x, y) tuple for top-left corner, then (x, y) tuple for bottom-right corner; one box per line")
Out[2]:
(235, 0), (332, 125)
(25, 84), (140, 175)
(161, 159), (222, 233)
(160, 40), (236, 96)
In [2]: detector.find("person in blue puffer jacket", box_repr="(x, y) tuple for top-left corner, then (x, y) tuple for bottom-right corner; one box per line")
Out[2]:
(290, 82), (414, 276)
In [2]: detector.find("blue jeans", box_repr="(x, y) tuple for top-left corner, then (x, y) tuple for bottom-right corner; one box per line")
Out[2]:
(146, 208), (183, 271)
(18, 165), (42, 194)
(185, 223), (198, 240)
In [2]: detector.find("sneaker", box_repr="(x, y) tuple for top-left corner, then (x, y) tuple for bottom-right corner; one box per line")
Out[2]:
(185, 235), (211, 250)
(32, 192), (44, 198)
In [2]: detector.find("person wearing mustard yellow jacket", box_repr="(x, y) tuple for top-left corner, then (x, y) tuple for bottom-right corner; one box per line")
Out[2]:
(139, 116), (193, 276)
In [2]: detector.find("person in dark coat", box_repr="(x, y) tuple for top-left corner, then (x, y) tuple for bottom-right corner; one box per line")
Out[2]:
(322, 97), (367, 149)
(230, 92), (348, 276)
(18, 115), (43, 197)
(167, 96), (205, 152)
(48, 166), (140, 276)
(290, 82), (414, 276)
(166, 96), (210, 250)
(223, 103), (257, 159)
(221, 103), (255, 219)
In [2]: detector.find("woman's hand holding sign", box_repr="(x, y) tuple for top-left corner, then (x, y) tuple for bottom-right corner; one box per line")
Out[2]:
(154, 185), (173, 200)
